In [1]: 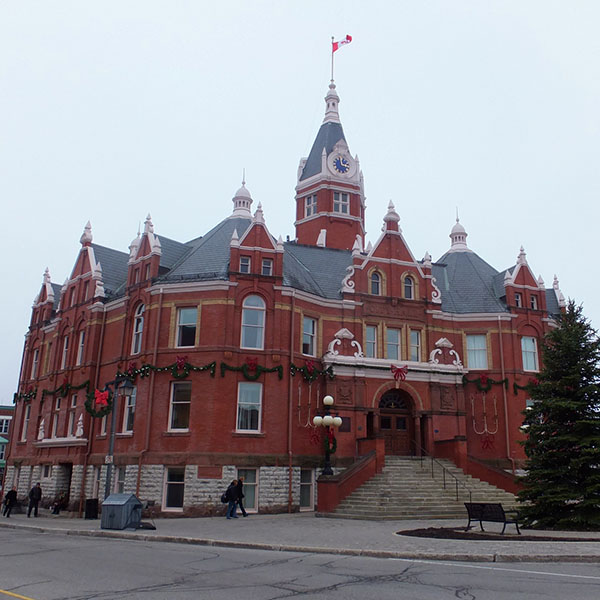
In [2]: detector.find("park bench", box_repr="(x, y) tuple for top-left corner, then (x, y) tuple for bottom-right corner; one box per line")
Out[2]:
(464, 502), (521, 534)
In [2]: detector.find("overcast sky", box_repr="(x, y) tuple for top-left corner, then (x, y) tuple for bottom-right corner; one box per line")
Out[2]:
(1, 1), (599, 402)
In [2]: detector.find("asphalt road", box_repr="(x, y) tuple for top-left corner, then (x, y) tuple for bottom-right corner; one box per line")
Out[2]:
(1, 529), (600, 600)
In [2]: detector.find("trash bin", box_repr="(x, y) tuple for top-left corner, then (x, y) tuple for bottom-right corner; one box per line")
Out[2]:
(100, 494), (143, 530)
(84, 498), (99, 520)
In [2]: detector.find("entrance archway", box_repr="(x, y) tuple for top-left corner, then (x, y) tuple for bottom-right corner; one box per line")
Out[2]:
(378, 389), (414, 455)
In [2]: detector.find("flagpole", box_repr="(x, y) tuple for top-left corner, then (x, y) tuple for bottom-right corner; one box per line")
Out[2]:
(331, 36), (334, 82)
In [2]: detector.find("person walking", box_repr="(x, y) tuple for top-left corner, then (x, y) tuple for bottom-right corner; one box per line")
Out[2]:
(225, 479), (239, 519)
(3, 487), (17, 518)
(28, 482), (42, 517)
(236, 476), (248, 517)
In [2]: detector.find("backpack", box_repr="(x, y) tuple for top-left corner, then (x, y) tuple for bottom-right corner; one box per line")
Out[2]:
(220, 492), (228, 504)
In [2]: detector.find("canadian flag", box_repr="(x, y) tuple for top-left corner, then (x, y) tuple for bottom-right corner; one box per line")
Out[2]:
(332, 35), (352, 53)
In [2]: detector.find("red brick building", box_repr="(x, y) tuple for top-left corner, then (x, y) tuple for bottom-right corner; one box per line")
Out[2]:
(7, 81), (565, 515)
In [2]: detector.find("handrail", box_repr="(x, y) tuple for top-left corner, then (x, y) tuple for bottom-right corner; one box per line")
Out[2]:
(409, 441), (472, 504)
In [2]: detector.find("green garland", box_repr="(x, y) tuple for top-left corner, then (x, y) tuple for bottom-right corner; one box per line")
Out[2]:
(513, 378), (539, 395)
(462, 374), (508, 393)
(84, 390), (113, 418)
(116, 360), (216, 381)
(220, 361), (283, 381)
(42, 380), (90, 399)
(14, 388), (37, 403)
(290, 363), (335, 383)
(324, 435), (337, 455)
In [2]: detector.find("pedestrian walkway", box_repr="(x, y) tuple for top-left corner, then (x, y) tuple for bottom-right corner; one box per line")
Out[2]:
(2, 510), (600, 563)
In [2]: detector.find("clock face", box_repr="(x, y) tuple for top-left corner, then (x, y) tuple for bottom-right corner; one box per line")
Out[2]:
(333, 155), (350, 174)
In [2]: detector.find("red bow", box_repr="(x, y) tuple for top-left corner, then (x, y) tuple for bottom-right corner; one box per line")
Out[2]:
(391, 365), (408, 381)
(479, 374), (489, 385)
(327, 429), (335, 444)
(530, 378), (539, 386)
(305, 360), (315, 374)
(175, 356), (188, 370)
(95, 389), (109, 407)
(127, 362), (138, 375)
(246, 358), (258, 371)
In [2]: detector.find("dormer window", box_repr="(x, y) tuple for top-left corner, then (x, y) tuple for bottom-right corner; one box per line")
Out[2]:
(515, 292), (522, 308)
(305, 195), (317, 217)
(261, 259), (273, 276)
(240, 256), (251, 274)
(333, 192), (349, 214)
(404, 276), (414, 300)
(530, 295), (538, 310)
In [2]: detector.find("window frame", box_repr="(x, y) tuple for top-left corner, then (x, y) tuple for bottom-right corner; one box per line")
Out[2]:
(76, 330), (86, 366)
(530, 295), (538, 310)
(122, 387), (136, 433)
(21, 404), (31, 441)
(239, 256), (251, 274)
(370, 271), (381, 296)
(241, 295), (266, 350)
(404, 276), (414, 300)
(299, 468), (315, 511)
(365, 325), (377, 358)
(131, 304), (145, 355)
(521, 336), (539, 372)
(466, 334), (488, 370)
(67, 394), (77, 437)
(261, 258), (273, 276)
(60, 335), (69, 370)
(515, 292), (522, 308)
(410, 329), (421, 362)
(0, 417), (11, 435)
(333, 191), (349, 214)
(302, 316), (317, 356)
(169, 381), (192, 432)
(30, 348), (39, 379)
(163, 466), (185, 512)
(305, 195), (317, 218)
(237, 467), (259, 512)
(236, 382), (262, 433)
(176, 307), (197, 348)
(386, 328), (401, 361)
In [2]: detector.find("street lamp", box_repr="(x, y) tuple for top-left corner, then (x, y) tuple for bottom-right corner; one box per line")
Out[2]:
(313, 395), (342, 476)
(104, 375), (135, 499)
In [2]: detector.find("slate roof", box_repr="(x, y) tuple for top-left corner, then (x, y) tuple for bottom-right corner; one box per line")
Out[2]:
(160, 217), (253, 282)
(299, 121), (346, 181)
(91, 244), (129, 297)
(156, 235), (192, 269)
(283, 243), (352, 299)
(50, 283), (62, 310)
(433, 251), (508, 314)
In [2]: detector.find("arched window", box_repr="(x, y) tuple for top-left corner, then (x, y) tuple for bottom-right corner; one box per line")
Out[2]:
(404, 276), (414, 300)
(370, 272), (381, 296)
(241, 295), (265, 349)
(131, 304), (145, 354)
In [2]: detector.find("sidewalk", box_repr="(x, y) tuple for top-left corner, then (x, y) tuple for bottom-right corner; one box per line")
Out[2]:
(2, 510), (600, 563)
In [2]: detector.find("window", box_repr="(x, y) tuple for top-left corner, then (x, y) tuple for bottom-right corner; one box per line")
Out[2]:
(521, 336), (539, 372)
(145, 264), (151, 280)
(131, 304), (145, 354)
(241, 295), (265, 349)
(21, 404), (31, 441)
(333, 191), (349, 214)
(261, 259), (273, 276)
(410, 330), (421, 361)
(164, 467), (185, 510)
(466, 334), (488, 369)
(0, 417), (11, 434)
(237, 468), (258, 512)
(240, 256), (251, 274)
(305, 195), (317, 217)
(100, 415), (107, 436)
(365, 325), (377, 358)
(302, 317), (316, 356)
(0, 444), (5, 461)
(169, 382), (191, 430)
(122, 387), (136, 433)
(67, 395), (77, 437)
(44, 342), (52, 375)
(60, 335), (69, 369)
(237, 382), (262, 432)
(530, 295), (538, 310)
(30, 348), (39, 379)
(76, 331), (85, 366)
(386, 328), (401, 360)
(134, 268), (140, 284)
(114, 466), (126, 494)
(177, 307), (197, 347)
(51, 397), (61, 438)
(404, 276), (414, 300)
(370, 272), (381, 295)
(81, 281), (89, 303)
(42, 464), (52, 479)
(515, 292), (522, 308)
(300, 468), (314, 511)
(69, 287), (76, 307)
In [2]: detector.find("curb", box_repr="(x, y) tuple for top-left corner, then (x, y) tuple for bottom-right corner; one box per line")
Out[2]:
(1, 521), (599, 563)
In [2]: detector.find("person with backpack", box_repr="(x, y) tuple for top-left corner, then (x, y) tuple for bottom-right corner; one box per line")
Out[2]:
(3, 486), (18, 518)
(224, 479), (239, 519)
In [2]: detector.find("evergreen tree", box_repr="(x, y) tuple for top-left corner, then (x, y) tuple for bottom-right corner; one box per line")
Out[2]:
(518, 301), (600, 529)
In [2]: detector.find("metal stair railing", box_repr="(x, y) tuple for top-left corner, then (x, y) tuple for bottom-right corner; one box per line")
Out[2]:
(408, 442), (472, 504)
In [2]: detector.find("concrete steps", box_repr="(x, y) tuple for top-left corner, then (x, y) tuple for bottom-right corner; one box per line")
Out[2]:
(327, 456), (518, 520)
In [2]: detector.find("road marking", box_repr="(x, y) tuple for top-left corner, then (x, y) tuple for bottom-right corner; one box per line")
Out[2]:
(0, 591), (38, 600)
(389, 558), (600, 581)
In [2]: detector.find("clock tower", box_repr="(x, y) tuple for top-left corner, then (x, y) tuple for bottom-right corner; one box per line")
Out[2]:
(294, 82), (365, 250)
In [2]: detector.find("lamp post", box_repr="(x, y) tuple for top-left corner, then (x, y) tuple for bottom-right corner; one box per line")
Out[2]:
(103, 375), (135, 499)
(312, 395), (342, 476)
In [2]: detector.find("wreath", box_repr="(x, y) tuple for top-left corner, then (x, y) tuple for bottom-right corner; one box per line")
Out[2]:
(84, 389), (113, 418)
(462, 374), (507, 393)
(323, 432), (337, 455)
(221, 361), (283, 381)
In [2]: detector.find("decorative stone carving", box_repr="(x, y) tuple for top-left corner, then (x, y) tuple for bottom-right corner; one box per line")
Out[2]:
(326, 328), (364, 357)
(37, 418), (45, 441)
(75, 414), (84, 438)
(341, 265), (355, 293)
(429, 337), (462, 366)
(431, 277), (442, 304)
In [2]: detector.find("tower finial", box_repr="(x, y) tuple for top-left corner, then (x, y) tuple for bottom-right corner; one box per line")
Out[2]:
(242, 168), (246, 186)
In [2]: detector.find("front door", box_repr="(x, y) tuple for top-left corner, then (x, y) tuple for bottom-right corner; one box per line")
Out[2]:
(378, 389), (413, 455)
